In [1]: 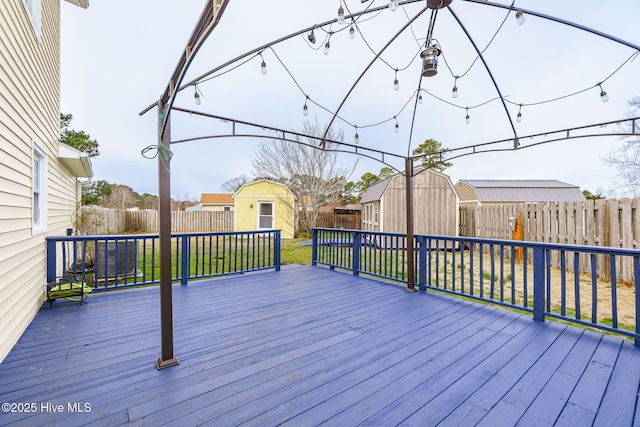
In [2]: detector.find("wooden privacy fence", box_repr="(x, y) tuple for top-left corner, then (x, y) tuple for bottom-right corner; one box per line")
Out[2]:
(78, 207), (234, 234)
(459, 198), (640, 282)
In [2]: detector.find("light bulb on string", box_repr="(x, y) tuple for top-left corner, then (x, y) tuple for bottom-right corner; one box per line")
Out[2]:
(324, 38), (331, 55)
(598, 83), (609, 102)
(194, 86), (201, 105)
(452, 77), (458, 98)
(394, 117), (399, 133)
(515, 10), (525, 25)
(307, 28), (316, 44)
(465, 108), (470, 124)
(516, 104), (522, 122)
(349, 25), (355, 39)
(259, 53), (267, 74)
(389, 0), (399, 12)
(354, 127), (359, 144)
(418, 92), (423, 104)
(337, 5), (345, 24)
(303, 98), (309, 116)
(393, 70), (399, 91)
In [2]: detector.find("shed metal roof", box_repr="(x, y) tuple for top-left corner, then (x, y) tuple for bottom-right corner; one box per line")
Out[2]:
(359, 177), (391, 204)
(458, 180), (586, 202)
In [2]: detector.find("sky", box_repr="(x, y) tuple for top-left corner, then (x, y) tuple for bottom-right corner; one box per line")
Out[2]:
(60, 0), (640, 201)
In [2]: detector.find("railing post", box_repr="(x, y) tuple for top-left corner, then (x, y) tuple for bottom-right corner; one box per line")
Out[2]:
(533, 247), (545, 322)
(635, 256), (640, 347)
(417, 235), (427, 292)
(181, 235), (189, 285)
(311, 228), (318, 266)
(352, 231), (361, 276)
(274, 230), (281, 271)
(46, 237), (56, 284)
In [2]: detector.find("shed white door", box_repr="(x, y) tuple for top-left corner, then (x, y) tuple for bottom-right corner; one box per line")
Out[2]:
(258, 202), (274, 229)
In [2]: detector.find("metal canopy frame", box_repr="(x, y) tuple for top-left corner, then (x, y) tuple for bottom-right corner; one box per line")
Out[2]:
(142, 0), (640, 369)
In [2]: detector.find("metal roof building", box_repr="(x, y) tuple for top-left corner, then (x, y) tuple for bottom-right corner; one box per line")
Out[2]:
(455, 179), (586, 204)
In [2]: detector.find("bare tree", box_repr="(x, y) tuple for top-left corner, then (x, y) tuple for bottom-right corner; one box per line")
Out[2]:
(106, 185), (138, 209)
(252, 119), (357, 233)
(603, 96), (640, 196)
(221, 175), (250, 193)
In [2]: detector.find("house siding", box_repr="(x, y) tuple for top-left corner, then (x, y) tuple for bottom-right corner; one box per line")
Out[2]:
(233, 181), (295, 238)
(0, 0), (80, 363)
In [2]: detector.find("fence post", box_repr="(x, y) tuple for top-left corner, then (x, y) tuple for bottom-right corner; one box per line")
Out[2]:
(311, 228), (318, 266)
(417, 235), (427, 292)
(533, 247), (545, 322)
(46, 238), (57, 284)
(352, 231), (361, 276)
(181, 235), (189, 285)
(274, 230), (281, 271)
(635, 256), (640, 347)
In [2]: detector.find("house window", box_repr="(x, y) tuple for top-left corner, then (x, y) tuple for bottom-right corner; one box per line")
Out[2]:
(258, 202), (274, 229)
(373, 202), (379, 225)
(22, 0), (43, 40)
(32, 142), (47, 235)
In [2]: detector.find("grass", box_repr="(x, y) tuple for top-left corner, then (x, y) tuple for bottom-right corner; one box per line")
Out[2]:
(281, 238), (313, 265)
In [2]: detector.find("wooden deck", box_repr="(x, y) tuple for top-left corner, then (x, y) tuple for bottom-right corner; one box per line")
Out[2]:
(1, 265), (639, 426)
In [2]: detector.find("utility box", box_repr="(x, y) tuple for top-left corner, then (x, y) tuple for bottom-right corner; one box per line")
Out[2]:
(95, 240), (137, 279)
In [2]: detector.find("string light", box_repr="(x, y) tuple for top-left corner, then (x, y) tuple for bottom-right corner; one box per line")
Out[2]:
(452, 76), (459, 98)
(418, 92), (423, 104)
(389, 0), (399, 12)
(337, 4), (345, 24)
(259, 53), (267, 74)
(515, 10), (525, 25)
(324, 38), (331, 55)
(598, 83), (609, 102)
(307, 28), (316, 44)
(516, 104), (522, 122)
(393, 70), (399, 91)
(394, 117), (399, 133)
(303, 97), (309, 116)
(354, 126), (359, 144)
(349, 25), (355, 39)
(465, 107), (471, 124)
(193, 86), (201, 105)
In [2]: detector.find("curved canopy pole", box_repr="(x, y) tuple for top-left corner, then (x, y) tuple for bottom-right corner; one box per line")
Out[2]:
(170, 107), (407, 172)
(461, 0), (640, 53)
(436, 116), (640, 162)
(321, 5), (430, 145)
(447, 5), (518, 146)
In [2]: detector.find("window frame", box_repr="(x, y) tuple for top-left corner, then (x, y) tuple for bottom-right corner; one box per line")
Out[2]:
(32, 142), (47, 235)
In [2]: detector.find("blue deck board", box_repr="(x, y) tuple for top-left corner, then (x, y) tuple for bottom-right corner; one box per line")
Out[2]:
(1, 264), (639, 426)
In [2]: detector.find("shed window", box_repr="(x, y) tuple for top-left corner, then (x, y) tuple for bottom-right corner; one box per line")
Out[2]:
(32, 142), (47, 235)
(258, 202), (274, 229)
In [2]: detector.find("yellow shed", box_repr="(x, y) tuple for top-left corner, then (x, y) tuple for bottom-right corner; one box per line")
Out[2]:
(233, 180), (296, 238)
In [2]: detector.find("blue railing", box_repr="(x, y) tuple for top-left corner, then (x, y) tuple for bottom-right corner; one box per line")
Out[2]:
(46, 230), (281, 291)
(312, 228), (640, 345)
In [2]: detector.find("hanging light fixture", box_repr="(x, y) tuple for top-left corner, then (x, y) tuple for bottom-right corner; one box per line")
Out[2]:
(308, 28), (316, 44)
(193, 85), (201, 105)
(354, 126), (360, 144)
(598, 83), (609, 102)
(418, 92), (423, 104)
(393, 70), (399, 91)
(452, 76), (459, 98)
(420, 44), (442, 77)
(394, 117), (400, 133)
(389, 0), (399, 12)
(303, 97), (309, 116)
(259, 53), (267, 74)
(337, 4), (345, 24)
(515, 10), (525, 25)
(516, 104), (523, 122)
(349, 24), (355, 39)
(324, 35), (331, 55)
(465, 107), (470, 124)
